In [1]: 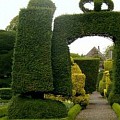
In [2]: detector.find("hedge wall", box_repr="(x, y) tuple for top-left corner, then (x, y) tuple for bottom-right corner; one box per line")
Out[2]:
(12, 0), (55, 94)
(52, 11), (120, 103)
(74, 58), (100, 93)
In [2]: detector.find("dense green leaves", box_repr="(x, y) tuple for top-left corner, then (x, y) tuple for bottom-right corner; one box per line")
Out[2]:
(12, 1), (55, 94)
(79, 0), (114, 13)
(52, 11), (120, 104)
(8, 96), (67, 119)
(74, 58), (100, 93)
(0, 30), (15, 87)
(27, 0), (56, 9)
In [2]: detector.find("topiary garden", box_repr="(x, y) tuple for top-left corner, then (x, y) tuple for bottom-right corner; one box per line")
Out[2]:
(1, 0), (120, 119)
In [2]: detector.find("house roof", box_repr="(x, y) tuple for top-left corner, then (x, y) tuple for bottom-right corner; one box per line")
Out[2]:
(86, 46), (106, 60)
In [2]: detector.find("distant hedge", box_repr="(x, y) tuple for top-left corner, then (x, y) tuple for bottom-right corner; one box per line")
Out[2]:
(74, 58), (100, 93)
(12, 2), (55, 94)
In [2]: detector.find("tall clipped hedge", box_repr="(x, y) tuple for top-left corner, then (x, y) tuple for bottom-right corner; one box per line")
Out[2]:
(52, 11), (120, 104)
(74, 58), (100, 93)
(12, 0), (55, 94)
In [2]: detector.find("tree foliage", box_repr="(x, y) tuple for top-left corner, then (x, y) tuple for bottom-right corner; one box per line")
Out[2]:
(6, 16), (18, 31)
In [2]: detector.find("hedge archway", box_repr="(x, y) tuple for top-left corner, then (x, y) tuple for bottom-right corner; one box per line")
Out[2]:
(52, 11), (120, 104)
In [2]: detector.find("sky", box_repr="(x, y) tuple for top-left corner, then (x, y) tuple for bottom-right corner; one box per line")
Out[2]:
(0, 0), (119, 55)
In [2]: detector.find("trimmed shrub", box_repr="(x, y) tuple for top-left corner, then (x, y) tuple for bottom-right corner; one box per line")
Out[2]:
(74, 58), (100, 93)
(104, 59), (113, 71)
(108, 92), (120, 106)
(72, 95), (89, 109)
(99, 71), (112, 97)
(0, 105), (8, 118)
(96, 69), (104, 91)
(71, 60), (89, 108)
(99, 80), (106, 96)
(52, 11), (120, 104)
(68, 104), (82, 120)
(0, 88), (12, 100)
(71, 63), (86, 95)
(112, 103), (120, 119)
(28, 0), (56, 9)
(8, 95), (67, 119)
(12, 0), (55, 94)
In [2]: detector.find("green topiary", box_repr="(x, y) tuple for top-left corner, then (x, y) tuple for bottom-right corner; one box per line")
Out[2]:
(8, 95), (67, 119)
(74, 58), (100, 93)
(112, 103), (120, 118)
(12, 0), (55, 95)
(96, 69), (104, 91)
(79, 0), (114, 13)
(68, 104), (82, 120)
(108, 92), (120, 106)
(104, 59), (113, 71)
(27, 0), (56, 9)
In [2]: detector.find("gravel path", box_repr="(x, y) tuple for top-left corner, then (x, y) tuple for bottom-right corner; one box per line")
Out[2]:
(75, 91), (118, 120)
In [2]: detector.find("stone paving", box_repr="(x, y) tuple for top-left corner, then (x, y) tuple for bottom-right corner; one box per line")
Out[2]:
(75, 91), (118, 120)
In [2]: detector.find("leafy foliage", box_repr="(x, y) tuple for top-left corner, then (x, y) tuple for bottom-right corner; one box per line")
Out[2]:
(8, 96), (67, 119)
(52, 11), (120, 104)
(0, 30), (15, 87)
(79, 0), (114, 13)
(6, 16), (18, 31)
(12, 0), (55, 94)
(74, 58), (100, 93)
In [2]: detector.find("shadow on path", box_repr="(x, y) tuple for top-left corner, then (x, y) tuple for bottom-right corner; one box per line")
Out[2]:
(75, 91), (118, 120)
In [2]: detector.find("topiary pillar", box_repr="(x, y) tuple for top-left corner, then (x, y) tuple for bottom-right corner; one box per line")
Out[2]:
(8, 0), (67, 119)
(11, 0), (55, 96)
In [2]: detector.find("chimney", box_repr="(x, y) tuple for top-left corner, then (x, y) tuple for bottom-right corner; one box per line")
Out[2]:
(98, 46), (100, 51)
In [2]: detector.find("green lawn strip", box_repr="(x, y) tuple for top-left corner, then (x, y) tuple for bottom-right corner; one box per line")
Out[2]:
(112, 103), (120, 119)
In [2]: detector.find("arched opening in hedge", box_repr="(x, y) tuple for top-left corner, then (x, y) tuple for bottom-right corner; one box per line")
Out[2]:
(52, 12), (120, 104)
(69, 36), (113, 56)
(68, 36), (114, 93)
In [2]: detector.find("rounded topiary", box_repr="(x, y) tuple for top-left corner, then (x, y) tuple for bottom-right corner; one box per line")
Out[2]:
(8, 95), (67, 119)
(79, 0), (114, 13)
(27, 0), (56, 9)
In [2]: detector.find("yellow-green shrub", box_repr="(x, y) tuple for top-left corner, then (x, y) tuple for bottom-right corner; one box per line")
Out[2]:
(72, 94), (89, 109)
(71, 63), (85, 95)
(99, 71), (112, 97)
(104, 59), (113, 71)
(71, 60), (89, 108)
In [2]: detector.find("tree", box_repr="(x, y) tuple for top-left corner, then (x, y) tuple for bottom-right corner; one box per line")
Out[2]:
(104, 45), (114, 59)
(6, 15), (18, 31)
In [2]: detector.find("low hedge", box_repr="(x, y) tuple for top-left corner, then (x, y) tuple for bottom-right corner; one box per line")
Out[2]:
(0, 88), (12, 100)
(8, 96), (67, 119)
(112, 103), (120, 119)
(68, 104), (82, 120)
(0, 105), (8, 118)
